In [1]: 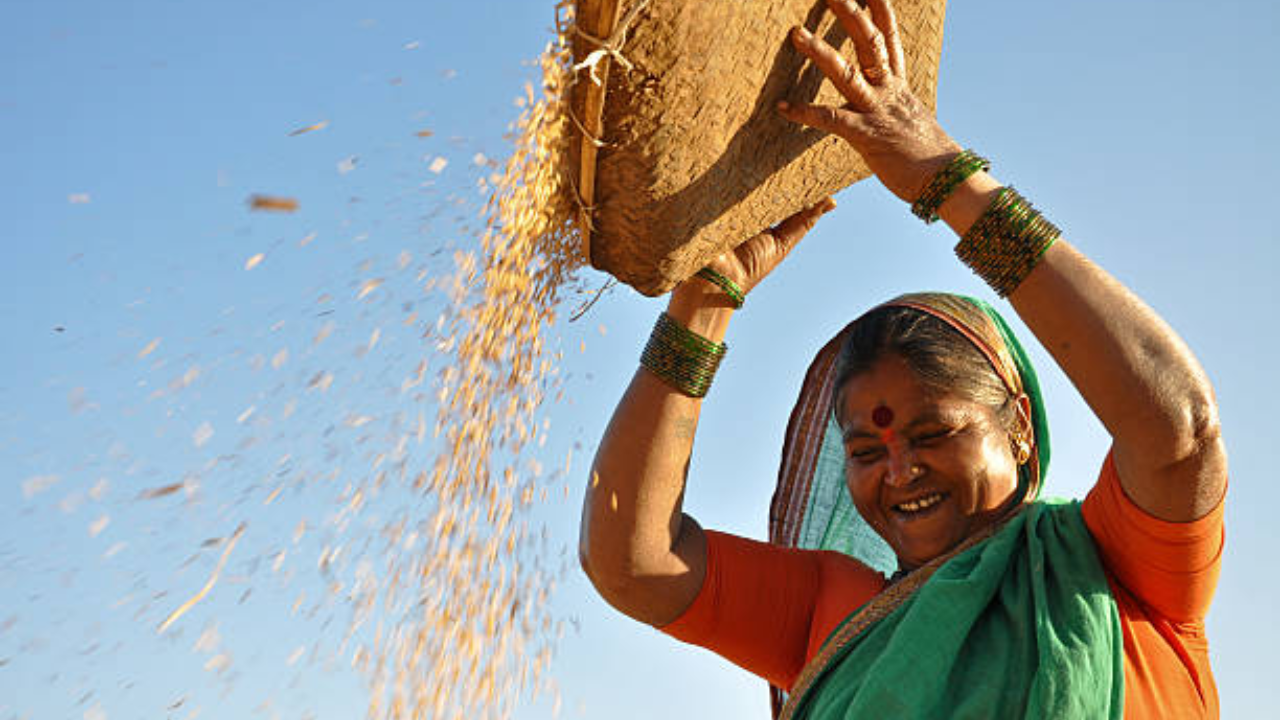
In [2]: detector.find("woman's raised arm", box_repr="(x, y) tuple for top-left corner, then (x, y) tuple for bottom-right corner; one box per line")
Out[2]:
(779, 0), (1225, 522)
(580, 202), (833, 625)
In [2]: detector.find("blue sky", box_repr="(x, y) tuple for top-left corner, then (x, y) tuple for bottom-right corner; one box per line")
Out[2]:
(2, 0), (1277, 718)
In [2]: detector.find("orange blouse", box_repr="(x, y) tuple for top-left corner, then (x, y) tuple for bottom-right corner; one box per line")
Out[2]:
(663, 453), (1224, 719)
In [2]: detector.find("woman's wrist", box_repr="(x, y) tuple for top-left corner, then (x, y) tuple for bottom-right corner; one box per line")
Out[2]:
(936, 170), (1005, 239)
(666, 280), (734, 343)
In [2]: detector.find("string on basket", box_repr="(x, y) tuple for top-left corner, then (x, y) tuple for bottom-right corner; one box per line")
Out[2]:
(567, 173), (597, 231)
(566, 106), (609, 149)
(571, 0), (653, 85)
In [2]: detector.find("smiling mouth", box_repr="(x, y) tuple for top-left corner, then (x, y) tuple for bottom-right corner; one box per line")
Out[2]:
(893, 492), (946, 516)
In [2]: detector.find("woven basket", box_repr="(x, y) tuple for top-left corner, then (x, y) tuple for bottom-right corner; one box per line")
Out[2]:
(568, 0), (948, 296)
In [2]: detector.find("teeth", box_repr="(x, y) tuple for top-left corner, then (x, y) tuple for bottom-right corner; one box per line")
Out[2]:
(896, 493), (943, 513)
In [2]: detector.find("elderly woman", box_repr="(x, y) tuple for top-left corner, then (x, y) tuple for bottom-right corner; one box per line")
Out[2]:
(579, 0), (1226, 717)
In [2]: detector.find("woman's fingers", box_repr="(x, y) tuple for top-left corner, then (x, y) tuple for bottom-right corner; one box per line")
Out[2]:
(776, 100), (862, 141)
(827, 0), (893, 85)
(726, 198), (836, 291)
(781, 0), (956, 203)
(770, 197), (838, 253)
(865, 0), (907, 77)
(789, 26), (875, 107)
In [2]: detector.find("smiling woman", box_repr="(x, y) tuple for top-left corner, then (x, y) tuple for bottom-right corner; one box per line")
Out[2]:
(579, 0), (1226, 717)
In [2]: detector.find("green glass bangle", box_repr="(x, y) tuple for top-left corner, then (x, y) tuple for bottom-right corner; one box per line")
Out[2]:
(912, 149), (991, 224)
(955, 187), (1060, 297)
(639, 312), (727, 398)
(694, 267), (746, 309)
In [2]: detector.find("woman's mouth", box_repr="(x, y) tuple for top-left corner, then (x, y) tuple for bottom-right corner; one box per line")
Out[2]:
(892, 492), (946, 516)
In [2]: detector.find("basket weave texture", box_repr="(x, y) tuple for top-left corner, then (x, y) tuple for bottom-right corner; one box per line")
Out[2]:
(570, 0), (948, 296)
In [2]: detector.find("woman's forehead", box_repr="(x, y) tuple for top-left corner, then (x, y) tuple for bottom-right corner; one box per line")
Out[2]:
(839, 360), (989, 428)
(842, 401), (976, 435)
(838, 355), (930, 403)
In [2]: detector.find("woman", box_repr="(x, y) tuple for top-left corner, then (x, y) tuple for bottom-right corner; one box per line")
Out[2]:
(580, 0), (1226, 717)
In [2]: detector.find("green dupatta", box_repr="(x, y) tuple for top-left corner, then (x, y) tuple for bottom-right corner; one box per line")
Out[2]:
(767, 293), (1123, 719)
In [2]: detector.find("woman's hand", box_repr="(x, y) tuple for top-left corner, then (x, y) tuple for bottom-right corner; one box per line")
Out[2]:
(702, 196), (837, 297)
(777, 0), (961, 204)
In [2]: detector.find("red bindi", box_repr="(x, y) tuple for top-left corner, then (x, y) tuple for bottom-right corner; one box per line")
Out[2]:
(871, 405), (894, 428)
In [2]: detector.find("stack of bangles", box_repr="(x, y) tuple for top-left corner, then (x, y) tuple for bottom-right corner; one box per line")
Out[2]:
(914, 149), (1061, 297)
(954, 185), (1061, 297)
(640, 312), (727, 398)
(912, 148), (990, 223)
(640, 269), (741, 398)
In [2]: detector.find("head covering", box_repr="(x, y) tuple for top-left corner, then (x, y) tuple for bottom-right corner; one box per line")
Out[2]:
(768, 292), (1050, 575)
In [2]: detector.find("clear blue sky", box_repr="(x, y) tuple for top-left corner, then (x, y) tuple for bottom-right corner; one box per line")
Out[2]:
(2, 0), (1277, 718)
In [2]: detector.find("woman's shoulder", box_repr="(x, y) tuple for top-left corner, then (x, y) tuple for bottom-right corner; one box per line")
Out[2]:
(812, 547), (888, 589)
(1077, 452), (1225, 623)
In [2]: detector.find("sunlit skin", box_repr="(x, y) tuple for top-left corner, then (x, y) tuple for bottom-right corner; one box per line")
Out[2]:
(839, 355), (1027, 571)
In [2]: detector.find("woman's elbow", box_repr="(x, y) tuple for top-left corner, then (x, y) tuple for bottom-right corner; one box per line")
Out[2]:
(577, 486), (634, 597)
(577, 526), (613, 591)
(1168, 382), (1223, 464)
(578, 532), (654, 620)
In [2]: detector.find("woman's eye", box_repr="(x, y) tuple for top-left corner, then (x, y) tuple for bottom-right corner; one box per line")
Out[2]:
(915, 429), (952, 445)
(847, 448), (883, 462)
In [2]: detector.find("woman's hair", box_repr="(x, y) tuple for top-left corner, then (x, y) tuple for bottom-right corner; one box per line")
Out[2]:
(832, 305), (1016, 430)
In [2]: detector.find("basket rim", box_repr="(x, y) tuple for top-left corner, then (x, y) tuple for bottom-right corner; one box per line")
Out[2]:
(568, 0), (630, 269)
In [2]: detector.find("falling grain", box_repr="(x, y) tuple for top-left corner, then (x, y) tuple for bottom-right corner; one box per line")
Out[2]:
(357, 279), (384, 300)
(248, 195), (300, 213)
(192, 422), (214, 448)
(137, 482), (184, 500)
(287, 645), (306, 666)
(356, 18), (586, 718)
(288, 120), (329, 136)
(88, 515), (110, 538)
(22, 474), (60, 499)
(137, 338), (161, 360)
(40, 9), (593, 719)
(157, 523), (247, 634)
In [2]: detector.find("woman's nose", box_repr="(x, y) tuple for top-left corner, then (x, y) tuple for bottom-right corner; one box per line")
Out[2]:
(884, 440), (921, 488)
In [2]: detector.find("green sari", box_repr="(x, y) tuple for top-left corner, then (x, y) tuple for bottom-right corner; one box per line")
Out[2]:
(768, 293), (1123, 719)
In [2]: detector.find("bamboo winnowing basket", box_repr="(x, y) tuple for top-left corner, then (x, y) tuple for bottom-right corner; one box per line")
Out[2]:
(569, 0), (948, 296)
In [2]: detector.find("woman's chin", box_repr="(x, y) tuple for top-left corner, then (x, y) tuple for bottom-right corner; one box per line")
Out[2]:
(889, 516), (968, 570)
(887, 507), (965, 568)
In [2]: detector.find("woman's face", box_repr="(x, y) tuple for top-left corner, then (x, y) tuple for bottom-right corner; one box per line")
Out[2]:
(838, 355), (1022, 571)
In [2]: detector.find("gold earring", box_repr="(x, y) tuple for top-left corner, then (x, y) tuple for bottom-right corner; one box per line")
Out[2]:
(1015, 440), (1031, 465)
